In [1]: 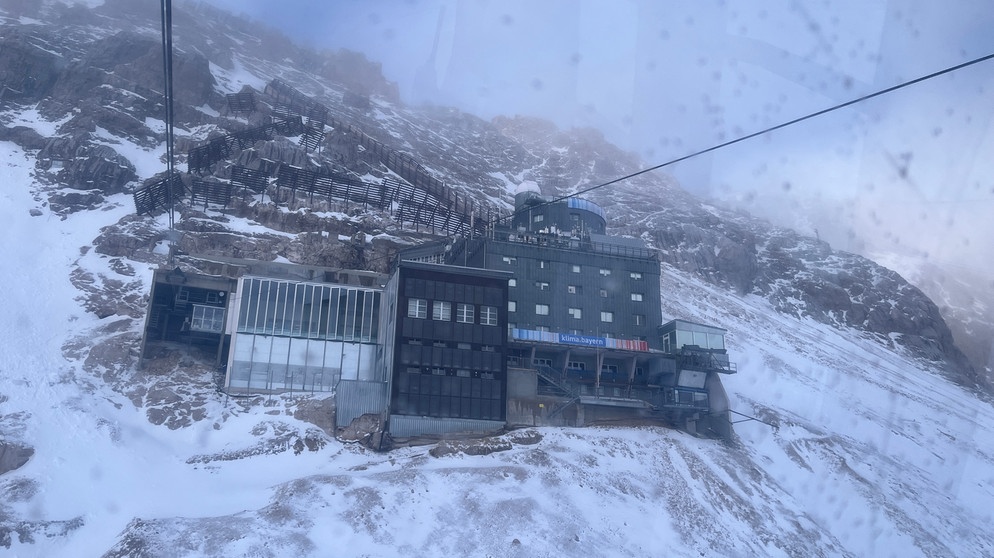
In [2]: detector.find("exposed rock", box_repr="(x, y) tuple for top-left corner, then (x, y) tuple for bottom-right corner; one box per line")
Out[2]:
(0, 29), (63, 103)
(337, 413), (390, 451)
(0, 442), (34, 476)
(0, 125), (47, 150)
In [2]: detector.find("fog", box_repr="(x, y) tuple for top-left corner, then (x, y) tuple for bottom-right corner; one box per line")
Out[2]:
(204, 0), (994, 281)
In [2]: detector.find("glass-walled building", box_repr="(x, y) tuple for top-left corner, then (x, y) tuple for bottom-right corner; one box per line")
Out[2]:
(225, 276), (382, 393)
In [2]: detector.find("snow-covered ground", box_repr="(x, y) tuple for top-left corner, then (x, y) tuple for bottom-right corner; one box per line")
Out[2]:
(3, 133), (993, 557)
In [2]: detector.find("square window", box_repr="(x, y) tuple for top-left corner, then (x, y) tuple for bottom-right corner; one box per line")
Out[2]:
(599, 268), (611, 276)
(480, 306), (498, 326)
(536, 304), (550, 315)
(533, 214), (545, 223)
(502, 256), (516, 265)
(567, 285), (579, 294)
(536, 281), (550, 290)
(599, 289), (608, 298)
(601, 311), (614, 323)
(631, 293), (644, 302)
(539, 260), (549, 269)
(433, 301), (451, 321)
(408, 298), (427, 319)
(508, 300), (517, 312)
(508, 278), (516, 287)
(191, 305), (225, 333)
(630, 272), (643, 280)
(571, 265), (581, 273)
(634, 314), (646, 325)
(456, 303), (474, 323)
(568, 307), (582, 319)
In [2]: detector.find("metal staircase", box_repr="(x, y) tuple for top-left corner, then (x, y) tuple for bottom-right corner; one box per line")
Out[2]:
(533, 363), (581, 418)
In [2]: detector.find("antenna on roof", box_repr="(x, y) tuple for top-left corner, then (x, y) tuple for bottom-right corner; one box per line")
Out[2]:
(160, 0), (176, 230)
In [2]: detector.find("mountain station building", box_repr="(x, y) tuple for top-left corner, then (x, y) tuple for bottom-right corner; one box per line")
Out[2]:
(140, 188), (737, 439)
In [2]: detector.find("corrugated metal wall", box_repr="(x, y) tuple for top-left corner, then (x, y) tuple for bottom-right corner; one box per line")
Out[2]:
(335, 380), (388, 428)
(388, 415), (504, 438)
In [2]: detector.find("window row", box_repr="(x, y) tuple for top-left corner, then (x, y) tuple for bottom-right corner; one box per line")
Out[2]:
(237, 278), (380, 342)
(499, 260), (644, 281)
(508, 303), (647, 324)
(408, 298), (498, 326)
(508, 281), (644, 301)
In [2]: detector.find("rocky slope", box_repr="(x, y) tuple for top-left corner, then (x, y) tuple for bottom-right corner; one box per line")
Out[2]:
(2, 0), (979, 389)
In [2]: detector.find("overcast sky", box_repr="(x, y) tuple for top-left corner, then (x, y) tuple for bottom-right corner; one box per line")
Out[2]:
(202, 0), (994, 279)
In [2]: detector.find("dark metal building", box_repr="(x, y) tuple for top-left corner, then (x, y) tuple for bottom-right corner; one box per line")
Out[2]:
(376, 261), (512, 437)
(399, 188), (737, 437)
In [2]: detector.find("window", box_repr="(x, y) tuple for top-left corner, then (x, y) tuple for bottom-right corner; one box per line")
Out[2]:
(191, 305), (225, 333)
(568, 307), (582, 319)
(508, 301), (517, 312)
(456, 303), (474, 323)
(508, 278), (516, 287)
(408, 298), (427, 319)
(599, 289), (608, 298)
(599, 268), (611, 276)
(571, 265), (581, 273)
(630, 272), (643, 280)
(480, 306), (498, 326)
(568, 361), (585, 370)
(536, 281), (550, 290)
(634, 314), (646, 325)
(601, 311), (614, 322)
(601, 364), (619, 374)
(539, 260), (549, 268)
(481, 345), (495, 352)
(567, 285), (580, 294)
(433, 340), (447, 347)
(631, 293), (644, 301)
(534, 358), (552, 367)
(457, 342), (472, 350)
(502, 256), (516, 265)
(533, 214), (545, 223)
(433, 301), (451, 321)
(536, 304), (550, 315)
(536, 325), (550, 332)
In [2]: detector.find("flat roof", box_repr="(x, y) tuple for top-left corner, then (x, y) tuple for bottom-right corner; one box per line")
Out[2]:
(659, 318), (727, 335)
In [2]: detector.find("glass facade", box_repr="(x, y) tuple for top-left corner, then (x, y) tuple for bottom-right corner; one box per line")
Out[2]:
(227, 277), (382, 393)
(237, 277), (380, 342)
